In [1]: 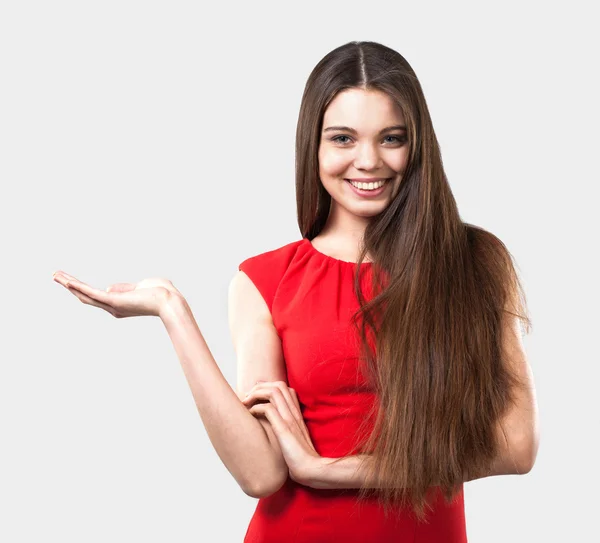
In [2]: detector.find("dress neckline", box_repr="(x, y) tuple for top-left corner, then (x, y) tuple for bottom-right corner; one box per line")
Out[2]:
(302, 238), (372, 266)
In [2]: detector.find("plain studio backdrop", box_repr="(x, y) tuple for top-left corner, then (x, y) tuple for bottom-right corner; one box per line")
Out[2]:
(1, 1), (597, 541)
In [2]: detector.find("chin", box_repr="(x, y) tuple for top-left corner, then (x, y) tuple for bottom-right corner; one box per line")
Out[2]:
(344, 201), (390, 218)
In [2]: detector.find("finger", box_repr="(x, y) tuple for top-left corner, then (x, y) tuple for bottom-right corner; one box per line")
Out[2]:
(54, 271), (80, 282)
(246, 381), (302, 414)
(248, 403), (289, 438)
(244, 384), (312, 444)
(67, 285), (116, 315)
(244, 382), (300, 421)
(245, 386), (296, 425)
(66, 280), (114, 306)
(243, 383), (296, 415)
(288, 388), (301, 412)
(53, 273), (71, 287)
(245, 381), (296, 406)
(288, 388), (314, 449)
(54, 275), (126, 316)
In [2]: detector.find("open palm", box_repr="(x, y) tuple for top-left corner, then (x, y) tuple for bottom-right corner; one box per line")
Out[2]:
(53, 271), (181, 318)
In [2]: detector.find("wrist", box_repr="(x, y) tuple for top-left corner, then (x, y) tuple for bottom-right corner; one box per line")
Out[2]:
(304, 456), (329, 489)
(159, 291), (188, 323)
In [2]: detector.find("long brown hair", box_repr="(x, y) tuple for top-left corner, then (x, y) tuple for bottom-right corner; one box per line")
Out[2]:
(295, 41), (532, 522)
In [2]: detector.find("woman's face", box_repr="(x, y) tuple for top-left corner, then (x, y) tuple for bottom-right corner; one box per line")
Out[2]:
(318, 88), (409, 220)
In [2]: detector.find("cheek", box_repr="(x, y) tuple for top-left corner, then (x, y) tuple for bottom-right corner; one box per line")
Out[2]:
(391, 150), (409, 173)
(319, 149), (350, 176)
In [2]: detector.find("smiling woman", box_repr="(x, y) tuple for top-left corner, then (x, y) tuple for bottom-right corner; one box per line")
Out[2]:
(53, 38), (538, 543)
(233, 39), (538, 543)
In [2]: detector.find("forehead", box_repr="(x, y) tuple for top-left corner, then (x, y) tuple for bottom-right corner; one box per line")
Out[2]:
(323, 88), (405, 126)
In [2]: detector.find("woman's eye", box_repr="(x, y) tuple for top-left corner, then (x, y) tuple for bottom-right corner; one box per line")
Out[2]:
(330, 135), (406, 145)
(331, 135), (351, 144)
(382, 135), (408, 145)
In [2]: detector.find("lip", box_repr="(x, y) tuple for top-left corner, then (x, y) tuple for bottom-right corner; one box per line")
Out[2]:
(345, 177), (390, 182)
(345, 177), (390, 198)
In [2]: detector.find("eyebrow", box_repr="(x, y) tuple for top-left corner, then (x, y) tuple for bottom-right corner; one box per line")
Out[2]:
(323, 124), (407, 134)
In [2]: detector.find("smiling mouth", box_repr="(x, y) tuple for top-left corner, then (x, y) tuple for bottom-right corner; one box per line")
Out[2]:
(344, 178), (391, 190)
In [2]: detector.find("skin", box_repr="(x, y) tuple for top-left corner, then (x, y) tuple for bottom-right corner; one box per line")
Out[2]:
(242, 381), (320, 486)
(51, 271), (294, 497)
(241, 90), (539, 488)
(51, 278), (320, 490)
(51, 89), (414, 491)
(238, 89), (415, 486)
(312, 87), (409, 262)
(52, 272), (178, 318)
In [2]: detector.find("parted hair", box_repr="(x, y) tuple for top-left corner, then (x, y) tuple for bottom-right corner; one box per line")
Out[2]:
(295, 40), (532, 522)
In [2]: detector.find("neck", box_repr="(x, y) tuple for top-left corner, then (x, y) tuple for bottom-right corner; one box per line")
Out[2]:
(313, 202), (373, 261)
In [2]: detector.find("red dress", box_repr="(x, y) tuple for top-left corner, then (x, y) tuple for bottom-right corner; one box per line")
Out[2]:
(238, 238), (467, 543)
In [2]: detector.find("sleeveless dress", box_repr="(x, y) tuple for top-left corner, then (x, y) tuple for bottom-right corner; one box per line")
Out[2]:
(238, 238), (467, 543)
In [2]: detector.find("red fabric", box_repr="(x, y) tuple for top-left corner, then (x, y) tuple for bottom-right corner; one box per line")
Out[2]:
(238, 238), (467, 543)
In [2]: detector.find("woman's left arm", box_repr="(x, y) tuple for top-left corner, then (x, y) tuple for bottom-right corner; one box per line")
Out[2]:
(306, 423), (534, 491)
(306, 309), (540, 490)
(480, 307), (540, 477)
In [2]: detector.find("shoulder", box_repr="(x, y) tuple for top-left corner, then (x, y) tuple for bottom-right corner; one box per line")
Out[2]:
(465, 223), (528, 319)
(234, 238), (305, 314)
(465, 223), (507, 254)
(465, 223), (516, 279)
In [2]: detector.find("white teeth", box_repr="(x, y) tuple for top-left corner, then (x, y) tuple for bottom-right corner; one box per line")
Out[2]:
(349, 179), (387, 190)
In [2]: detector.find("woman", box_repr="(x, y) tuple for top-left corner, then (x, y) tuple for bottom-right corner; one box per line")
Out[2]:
(53, 41), (539, 542)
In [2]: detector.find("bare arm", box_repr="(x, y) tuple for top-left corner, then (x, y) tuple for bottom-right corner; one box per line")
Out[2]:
(228, 270), (290, 496)
(305, 310), (540, 490)
(160, 289), (286, 498)
(307, 422), (534, 490)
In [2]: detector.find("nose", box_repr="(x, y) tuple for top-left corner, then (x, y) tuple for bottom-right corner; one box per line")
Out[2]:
(353, 141), (383, 171)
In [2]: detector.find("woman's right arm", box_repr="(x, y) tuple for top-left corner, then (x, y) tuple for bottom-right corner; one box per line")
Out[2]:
(159, 273), (289, 499)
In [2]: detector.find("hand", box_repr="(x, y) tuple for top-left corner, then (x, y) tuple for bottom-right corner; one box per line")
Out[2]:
(242, 380), (321, 487)
(52, 270), (181, 318)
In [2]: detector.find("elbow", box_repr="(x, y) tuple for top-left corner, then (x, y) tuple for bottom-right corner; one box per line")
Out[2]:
(243, 469), (289, 499)
(512, 429), (540, 475)
(242, 480), (270, 499)
(242, 483), (263, 499)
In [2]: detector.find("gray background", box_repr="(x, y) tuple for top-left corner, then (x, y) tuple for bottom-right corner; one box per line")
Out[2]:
(1, 1), (598, 541)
